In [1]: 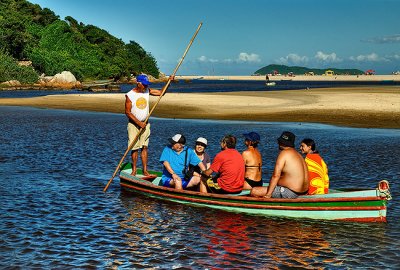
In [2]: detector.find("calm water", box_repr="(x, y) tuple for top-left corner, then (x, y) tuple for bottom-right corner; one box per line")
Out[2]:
(1, 79), (400, 98)
(1, 106), (400, 269)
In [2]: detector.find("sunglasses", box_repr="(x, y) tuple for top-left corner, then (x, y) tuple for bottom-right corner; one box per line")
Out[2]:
(196, 142), (207, 147)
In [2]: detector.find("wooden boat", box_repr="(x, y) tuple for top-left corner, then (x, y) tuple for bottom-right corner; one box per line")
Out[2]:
(265, 82), (276, 86)
(119, 163), (392, 222)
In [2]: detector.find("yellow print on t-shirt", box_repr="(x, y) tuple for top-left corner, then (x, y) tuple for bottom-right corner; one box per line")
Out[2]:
(135, 97), (147, 110)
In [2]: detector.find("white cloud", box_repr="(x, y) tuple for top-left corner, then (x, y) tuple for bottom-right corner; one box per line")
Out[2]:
(349, 53), (383, 62)
(363, 34), (400, 44)
(197, 53), (260, 64)
(198, 56), (207, 62)
(198, 55), (219, 63)
(392, 54), (400, 60)
(314, 51), (342, 63)
(236, 52), (261, 63)
(222, 58), (234, 63)
(277, 53), (308, 65)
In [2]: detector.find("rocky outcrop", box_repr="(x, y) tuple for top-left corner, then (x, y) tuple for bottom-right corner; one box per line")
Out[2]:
(1, 80), (21, 87)
(38, 71), (81, 89)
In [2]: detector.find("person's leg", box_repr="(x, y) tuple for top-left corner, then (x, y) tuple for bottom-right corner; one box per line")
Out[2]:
(141, 146), (149, 176)
(131, 150), (139, 175)
(199, 177), (208, 193)
(128, 122), (140, 176)
(250, 186), (268, 197)
(186, 175), (201, 188)
(174, 178), (183, 190)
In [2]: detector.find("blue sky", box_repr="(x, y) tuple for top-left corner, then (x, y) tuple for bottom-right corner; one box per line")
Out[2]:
(28, 0), (400, 75)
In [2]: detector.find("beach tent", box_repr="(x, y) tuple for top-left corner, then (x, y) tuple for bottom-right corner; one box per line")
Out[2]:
(365, 69), (375, 75)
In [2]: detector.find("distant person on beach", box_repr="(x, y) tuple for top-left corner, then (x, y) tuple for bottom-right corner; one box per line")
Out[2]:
(200, 135), (245, 194)
(242, 132), (263, 190)
(125, 74), (172, 176)
(251, 131), (308, 198)
(300, 138), (329, 195)
(160, 134), (206, 190)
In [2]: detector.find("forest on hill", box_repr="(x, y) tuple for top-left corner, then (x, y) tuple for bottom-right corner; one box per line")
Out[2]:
(254, 64), (364, 76)
(0, 0), (159, 84)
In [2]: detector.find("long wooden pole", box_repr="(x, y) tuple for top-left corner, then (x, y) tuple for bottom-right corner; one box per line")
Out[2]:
(104, 22), (203, 192)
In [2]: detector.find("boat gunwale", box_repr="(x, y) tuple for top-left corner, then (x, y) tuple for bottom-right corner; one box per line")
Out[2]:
(121, 181), (387, 211)
(119, 174), (388, 205)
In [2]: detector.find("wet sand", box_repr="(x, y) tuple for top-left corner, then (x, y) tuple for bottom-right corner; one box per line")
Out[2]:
(1, 86), (399, 128)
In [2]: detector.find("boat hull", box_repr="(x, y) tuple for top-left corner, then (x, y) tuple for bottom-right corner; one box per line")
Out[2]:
(119, 167), (390, 222)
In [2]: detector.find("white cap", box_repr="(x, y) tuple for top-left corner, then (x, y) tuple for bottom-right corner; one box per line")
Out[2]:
(168, 134), (186, 144)
(196, 137), (208, 146)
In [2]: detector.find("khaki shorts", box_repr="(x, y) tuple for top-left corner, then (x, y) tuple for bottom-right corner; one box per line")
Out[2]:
(127, 122), (151, 150)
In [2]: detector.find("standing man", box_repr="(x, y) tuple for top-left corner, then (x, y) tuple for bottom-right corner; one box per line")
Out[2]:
(125, 74), (167, 176)
(200, 135), (245, 194)
(251, 131), (308, 198)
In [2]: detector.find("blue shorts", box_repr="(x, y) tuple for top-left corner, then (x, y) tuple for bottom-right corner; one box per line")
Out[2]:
(160, 178), (189, 189)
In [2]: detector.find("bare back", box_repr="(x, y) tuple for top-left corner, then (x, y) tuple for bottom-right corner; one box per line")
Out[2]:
(275, 148), (308, 193)
(242, 147), (262, 181)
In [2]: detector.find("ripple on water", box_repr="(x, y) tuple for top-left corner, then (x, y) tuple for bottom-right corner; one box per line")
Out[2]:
(1, 107), (400, 269)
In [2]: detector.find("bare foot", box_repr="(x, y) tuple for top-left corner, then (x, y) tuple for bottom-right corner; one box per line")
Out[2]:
(142, 170), (150, 176)
(131, 168), (137, 176)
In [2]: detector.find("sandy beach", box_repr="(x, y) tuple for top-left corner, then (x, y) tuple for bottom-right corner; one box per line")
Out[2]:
(1, 85), (399, 128)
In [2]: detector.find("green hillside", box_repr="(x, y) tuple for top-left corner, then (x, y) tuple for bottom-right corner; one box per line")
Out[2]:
(254, 64), (364, 76)
(0, 0), (159, 83)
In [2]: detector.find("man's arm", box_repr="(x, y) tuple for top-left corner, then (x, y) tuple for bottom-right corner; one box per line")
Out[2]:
(201, 168), (213, 177)
(125, 96), (146, 128)
(149, 88), (163, 96)
(149, 76), (175, 96)
(265, 152), (286, 198)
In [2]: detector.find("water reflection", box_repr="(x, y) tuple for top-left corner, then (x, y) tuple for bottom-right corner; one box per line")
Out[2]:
(1, 106), (399, 269)
(202, 213), (251, 266)
(118, 190), (398, 269)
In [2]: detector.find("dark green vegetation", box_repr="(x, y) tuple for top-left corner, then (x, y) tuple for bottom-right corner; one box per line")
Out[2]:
(254, 64), (364, 76)
(0, 51), (39, 84)
(0, 0), (159, 83)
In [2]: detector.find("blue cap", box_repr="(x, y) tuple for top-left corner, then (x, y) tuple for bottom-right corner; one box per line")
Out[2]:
(136, 74), (150, 86)
(243, 132), (260, 142)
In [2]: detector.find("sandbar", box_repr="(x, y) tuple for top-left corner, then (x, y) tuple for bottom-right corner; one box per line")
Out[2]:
(1, 86), (399, 129)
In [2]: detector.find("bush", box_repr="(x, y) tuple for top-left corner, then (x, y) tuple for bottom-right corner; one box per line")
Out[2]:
(0, 51), (39, 84)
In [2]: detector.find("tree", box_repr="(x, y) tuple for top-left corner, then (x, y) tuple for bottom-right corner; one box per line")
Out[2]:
(0, 0), (160, 81)
(0, 50), (38, 83)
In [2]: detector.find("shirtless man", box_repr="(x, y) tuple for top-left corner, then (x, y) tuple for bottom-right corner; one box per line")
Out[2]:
(251, 131), (308, 198)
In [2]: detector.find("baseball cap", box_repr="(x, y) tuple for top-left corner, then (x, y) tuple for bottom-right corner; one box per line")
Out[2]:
(243, 131), (261, 142)
(196, 137), (208, 146)
(136, 74), (151, 86)
(168, 134), (186, 145)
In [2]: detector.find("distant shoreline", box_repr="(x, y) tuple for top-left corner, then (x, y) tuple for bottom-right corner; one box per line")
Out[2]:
(1, 85), (399, 129)
(1, 74), (399, 91)
(175, 74), (400, 82)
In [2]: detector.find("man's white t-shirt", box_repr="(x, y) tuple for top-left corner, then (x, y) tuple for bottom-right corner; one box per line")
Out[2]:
(126, 89), (150, 121)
